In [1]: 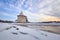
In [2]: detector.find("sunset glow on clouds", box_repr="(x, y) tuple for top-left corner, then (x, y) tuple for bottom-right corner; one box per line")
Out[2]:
(0, 0), (60, 22)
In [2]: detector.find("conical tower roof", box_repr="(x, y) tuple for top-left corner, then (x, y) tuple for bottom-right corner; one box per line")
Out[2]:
(17, 11), (26, 17)
(20, 11), (23, 15)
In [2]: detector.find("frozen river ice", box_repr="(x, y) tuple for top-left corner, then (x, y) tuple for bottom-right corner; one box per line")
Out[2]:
(0, 23), (60, 40)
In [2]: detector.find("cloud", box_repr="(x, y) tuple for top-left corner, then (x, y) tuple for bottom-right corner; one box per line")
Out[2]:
(0, 0), (60, 22)
(42, 15), (60, 21)
(0, 12), (16, 17)
(37, 0), (60, 18)
(22, 10), (41, 22)
(0, 2), (3, 6)
(0, 12), (11, 16)
(0, 12), (17, 21)
(22, 10), (60, 22)
(14, 0), (60, 22)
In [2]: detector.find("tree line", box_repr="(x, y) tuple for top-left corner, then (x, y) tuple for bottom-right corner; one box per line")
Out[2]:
(0, 19), (13, 23)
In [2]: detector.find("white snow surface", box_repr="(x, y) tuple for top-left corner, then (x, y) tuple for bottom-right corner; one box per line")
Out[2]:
(0, 23), (60, 40)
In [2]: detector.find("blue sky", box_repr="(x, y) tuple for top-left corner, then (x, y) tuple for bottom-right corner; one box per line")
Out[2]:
(0, 0), (60, 22)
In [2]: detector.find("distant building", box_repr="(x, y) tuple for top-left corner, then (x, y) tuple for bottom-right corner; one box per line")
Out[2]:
(16, 12), (28, 23)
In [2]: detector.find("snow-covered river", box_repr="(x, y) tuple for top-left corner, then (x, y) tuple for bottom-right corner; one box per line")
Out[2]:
(0, 23), (60, 40)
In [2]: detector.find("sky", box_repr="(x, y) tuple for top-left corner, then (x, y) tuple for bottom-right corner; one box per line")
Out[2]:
(0, 0), (60, 22)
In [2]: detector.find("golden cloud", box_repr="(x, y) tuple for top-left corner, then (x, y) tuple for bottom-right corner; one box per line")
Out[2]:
(42, 15), (60, 21)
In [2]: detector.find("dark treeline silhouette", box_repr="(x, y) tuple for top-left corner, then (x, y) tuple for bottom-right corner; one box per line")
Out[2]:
(0, 19), (13, 23)
(42, 21), (60, 23)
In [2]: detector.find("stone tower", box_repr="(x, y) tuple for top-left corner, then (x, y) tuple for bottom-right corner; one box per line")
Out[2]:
(17, 12), (28, 23)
